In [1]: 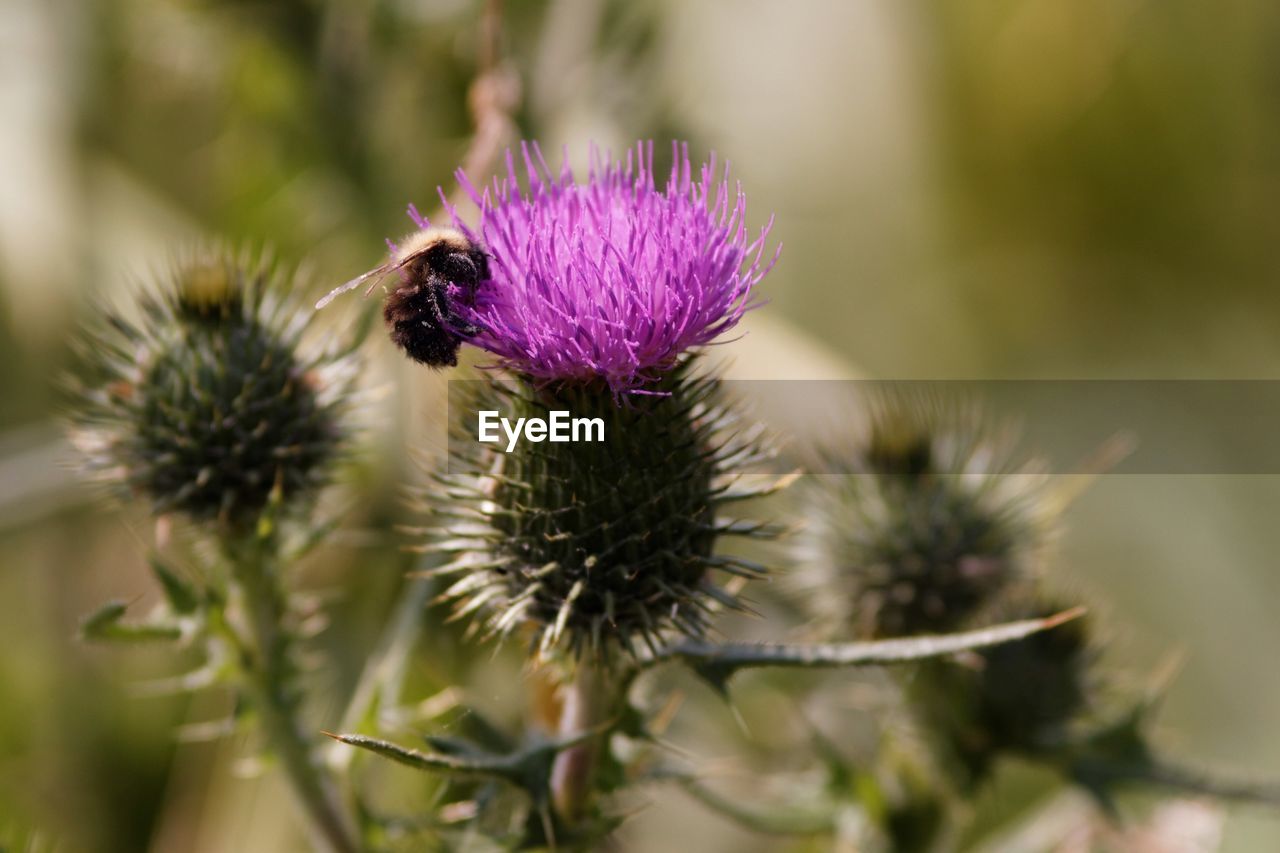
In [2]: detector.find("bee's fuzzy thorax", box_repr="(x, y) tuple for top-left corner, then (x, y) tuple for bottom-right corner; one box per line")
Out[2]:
(393, 226), (473, 264)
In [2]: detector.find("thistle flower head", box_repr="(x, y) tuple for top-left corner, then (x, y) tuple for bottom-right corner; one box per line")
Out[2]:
(424, 366), (780, 660)
(70, 252), (357, 531)
(800, 392), (1055, 639)
(441, 141), (777, 394)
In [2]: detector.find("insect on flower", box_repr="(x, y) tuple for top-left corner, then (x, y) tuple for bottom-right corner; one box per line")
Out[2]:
(316, 224), (491, 368)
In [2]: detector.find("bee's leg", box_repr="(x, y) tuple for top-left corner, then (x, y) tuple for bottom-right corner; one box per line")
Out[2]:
(458, 314), (484, 336)
(446, 311), (483, 337)
(439, 297), (484, 337)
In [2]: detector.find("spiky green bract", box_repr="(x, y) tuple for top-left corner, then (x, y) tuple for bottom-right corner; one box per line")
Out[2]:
(423, 361), (780, 660)
(909, 595), (1096, 786)
(800, 392), (1054, 639)
(70, 252), (357, 531)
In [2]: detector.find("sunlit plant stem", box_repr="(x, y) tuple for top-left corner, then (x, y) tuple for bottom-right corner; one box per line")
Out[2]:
(222, 534), (360, 853)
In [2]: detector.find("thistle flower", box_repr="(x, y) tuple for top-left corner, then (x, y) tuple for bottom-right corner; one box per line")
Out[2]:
(70, 252), (357, 531)
(426, 365), (780, 659)
(443, 140), (777, 394)
(799, 392), (1054, 639)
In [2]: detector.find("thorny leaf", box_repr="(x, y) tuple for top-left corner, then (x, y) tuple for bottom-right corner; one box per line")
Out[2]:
(148, 555), (200, 614)
(636, 608), (1086, 693)
(79, 600), (183, 644)
(325, 727), (603, 803)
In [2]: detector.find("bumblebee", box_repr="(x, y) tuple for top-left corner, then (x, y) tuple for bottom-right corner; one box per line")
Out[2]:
(316, 227), (489, 367)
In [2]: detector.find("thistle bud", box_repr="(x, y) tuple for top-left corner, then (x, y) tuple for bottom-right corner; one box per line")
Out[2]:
(428, 366), (776, 659)
(799, 393), (1054, 639)
(70, 252), (356, 531)
(908, 595), (1095, 784)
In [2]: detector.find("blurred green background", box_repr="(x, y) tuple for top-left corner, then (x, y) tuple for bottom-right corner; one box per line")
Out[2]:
(2, 0), (1279, 850)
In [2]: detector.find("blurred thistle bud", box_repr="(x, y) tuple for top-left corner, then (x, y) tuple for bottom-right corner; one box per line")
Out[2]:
(879, 759), (947, 853)
(798, 392), (1056, 639)
(420, 141), (783, 660)
(69, 251), (358, 531)
(907, 594), (1096, 785)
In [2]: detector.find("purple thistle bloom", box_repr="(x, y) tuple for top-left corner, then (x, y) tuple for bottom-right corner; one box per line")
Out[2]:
(430, 141), (778, 394)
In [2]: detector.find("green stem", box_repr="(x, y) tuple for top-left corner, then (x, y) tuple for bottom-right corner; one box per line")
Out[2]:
(549, 660), (606, 824)
(1070, 754), (1280, 807)
(331, 575), (435, 759)
(228, 541), (360, 853)
(680, 779), (836, 836)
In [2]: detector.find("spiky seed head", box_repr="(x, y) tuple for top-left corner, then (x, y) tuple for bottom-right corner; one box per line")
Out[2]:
(907, 594), (1096, 785)
(69, 251), (357, 531)
(422, 364), (780, 661)
(799, 392), (1055, 639)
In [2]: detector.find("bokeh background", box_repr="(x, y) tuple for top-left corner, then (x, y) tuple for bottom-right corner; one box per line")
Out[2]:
(2, 0), (1279, 850)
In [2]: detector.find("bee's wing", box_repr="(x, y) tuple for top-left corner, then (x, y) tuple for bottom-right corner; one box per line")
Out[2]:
(314, 247), (435, 310)
(315, 262), (398, 310)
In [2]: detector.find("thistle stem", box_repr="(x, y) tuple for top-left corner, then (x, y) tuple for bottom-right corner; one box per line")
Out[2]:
(1070, 755), (1280, 807)
(680, 779), (835, 836)
(550, 660), (605, 824)
(330, 574), (435, 768)
(228, 541), (360, 853)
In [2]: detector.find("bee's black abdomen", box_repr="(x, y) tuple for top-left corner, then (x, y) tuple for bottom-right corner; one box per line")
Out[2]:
(383, 281), (462, 368)
(391, 320), (461, 367)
